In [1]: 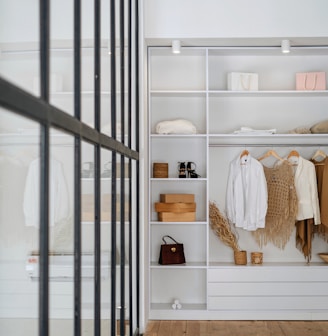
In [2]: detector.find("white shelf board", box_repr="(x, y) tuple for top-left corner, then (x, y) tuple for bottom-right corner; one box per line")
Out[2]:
(151, 303), (207, 311)
(208, 90), (328, 98)
(207, 46), (328, 56)
(208, 134), (328, 146)
(150, 221), (207, 225)
(150, 177), (207, 182)
(150, 133), (207, 138)
(150, 261), (207, 269)
(150, 90), (206, 97)
(209, 261), (327, 268)
(81, 221), (130, 225)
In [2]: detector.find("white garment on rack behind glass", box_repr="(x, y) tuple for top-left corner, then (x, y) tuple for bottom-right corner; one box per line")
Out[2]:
(23, 158), (70, 228)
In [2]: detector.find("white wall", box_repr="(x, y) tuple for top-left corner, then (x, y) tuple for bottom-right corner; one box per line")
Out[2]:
(144, 0), (328, 45)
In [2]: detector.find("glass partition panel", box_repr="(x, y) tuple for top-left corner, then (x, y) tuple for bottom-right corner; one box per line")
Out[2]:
(100, 148), (112, 335)
(81, 1), (95, 127)
(49, 1), (74, 115)
(81, 141), (95, 332)
(49, 128), (74, 336)
(0, 1), (39, 96)
(0, 109), (40, 335)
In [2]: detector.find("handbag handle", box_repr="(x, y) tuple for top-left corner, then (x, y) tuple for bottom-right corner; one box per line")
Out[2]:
(162, 235), (179, 244)
(304, 74), (317, 90)
(240, 74), (251, 91)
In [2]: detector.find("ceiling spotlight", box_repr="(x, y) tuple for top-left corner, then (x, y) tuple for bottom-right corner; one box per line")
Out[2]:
(172, 40), (181, 54)
(281, 39), (290, 54)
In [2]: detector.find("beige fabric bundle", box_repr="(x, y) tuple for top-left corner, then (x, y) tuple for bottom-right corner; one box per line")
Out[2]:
(253, 161), (298, 249)
(310, 119), (328, 133)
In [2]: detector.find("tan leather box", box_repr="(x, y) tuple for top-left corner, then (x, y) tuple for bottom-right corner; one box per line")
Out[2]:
(158, 212), (196, 222)
(159, 193), (195, 203)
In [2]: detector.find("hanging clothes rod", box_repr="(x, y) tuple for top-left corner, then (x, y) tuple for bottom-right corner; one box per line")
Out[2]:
(209, 143), (328, 147)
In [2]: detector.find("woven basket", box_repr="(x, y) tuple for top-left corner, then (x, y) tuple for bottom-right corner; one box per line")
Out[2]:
(153, 163), (168, 178)
(234, 250), (247, 265)
(251, 252), (263, 265)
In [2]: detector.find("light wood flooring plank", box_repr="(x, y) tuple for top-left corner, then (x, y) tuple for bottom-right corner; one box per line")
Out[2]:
(185, 320), (201, 336)
(143, 320), (328, 336)
(279, 321), (328, 336)
(266, 321), (285, 336)
(171, 320), (187, 336)
(157, 320), (172, 336)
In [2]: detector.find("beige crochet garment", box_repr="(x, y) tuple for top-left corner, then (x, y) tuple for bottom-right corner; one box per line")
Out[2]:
(253, 161), (298, 249)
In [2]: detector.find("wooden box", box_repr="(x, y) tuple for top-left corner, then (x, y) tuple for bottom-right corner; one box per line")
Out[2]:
(160, 193), (195, 203)
(153, 162), (168, 178)
(158, 212), (196, 222)
(155, 202), (196, 213)
(82, 194), (129, 221)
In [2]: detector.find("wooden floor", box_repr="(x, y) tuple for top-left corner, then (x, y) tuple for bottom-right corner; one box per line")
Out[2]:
(143, 320), (328, 336)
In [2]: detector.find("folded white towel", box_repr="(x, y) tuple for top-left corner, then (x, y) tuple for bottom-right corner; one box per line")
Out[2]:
(233, 127), (276, 135)
(156, 119), (197, 135)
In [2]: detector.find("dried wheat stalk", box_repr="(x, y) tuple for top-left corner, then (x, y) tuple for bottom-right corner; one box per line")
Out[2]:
(209, 201), (240, 252)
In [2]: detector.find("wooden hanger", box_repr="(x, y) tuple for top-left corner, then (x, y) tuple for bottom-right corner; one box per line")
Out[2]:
(311, 149), (327, 160)
(240, 149), (249, 158)
(257, 149), (284, 162)
(287, 150), (300, 159)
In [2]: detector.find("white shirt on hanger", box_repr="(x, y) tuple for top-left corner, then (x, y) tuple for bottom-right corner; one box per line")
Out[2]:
(226, 153), (268, 231)
(23, 158), (70, 228)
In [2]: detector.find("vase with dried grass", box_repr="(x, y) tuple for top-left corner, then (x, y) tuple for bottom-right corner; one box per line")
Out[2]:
(209, 201), (247, 265)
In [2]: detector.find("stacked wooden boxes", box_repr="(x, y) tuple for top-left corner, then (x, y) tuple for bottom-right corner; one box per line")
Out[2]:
(155, 193), (196, 222)
(82, 194), (129, 221)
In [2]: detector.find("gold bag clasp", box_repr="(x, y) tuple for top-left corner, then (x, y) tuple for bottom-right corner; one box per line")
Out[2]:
(171, 247), (176, 253)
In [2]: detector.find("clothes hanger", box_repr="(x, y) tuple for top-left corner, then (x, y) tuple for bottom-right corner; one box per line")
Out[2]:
(240, 149), (249, 158)
(311, 148), (327, 160)
(287, 149), (300, 166)
(257, 149), (284, 162)
(239, 149), (250, 165)
(287, 150), (300, 159)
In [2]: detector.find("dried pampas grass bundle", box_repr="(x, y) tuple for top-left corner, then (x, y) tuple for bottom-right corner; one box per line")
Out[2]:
(209, 201), (240, 252)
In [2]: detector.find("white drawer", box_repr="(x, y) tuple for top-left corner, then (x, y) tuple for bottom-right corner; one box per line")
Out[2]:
(208, 296), (328, 311)
(208, 266), (328, 282)
(208, 281), (328, 296)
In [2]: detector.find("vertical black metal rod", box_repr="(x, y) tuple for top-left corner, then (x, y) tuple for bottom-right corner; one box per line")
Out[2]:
(39, 1), (50, 335)
(111, 153), (117, 335)
(94, 145), (101, 336)
(110, 0), (117, 334)
(119, 0), (126, 335)
(39, 126), (50, 336)
(74, 138), (82, 336)
(135, 0), (141, 331)
(127, 0), (132, 150)
(40, 0), (50, 102)
(94, 0), (101, 335)
(127, 0), (133, 335)
(120, 155), (125, 336)
(74, 0), (82, 335)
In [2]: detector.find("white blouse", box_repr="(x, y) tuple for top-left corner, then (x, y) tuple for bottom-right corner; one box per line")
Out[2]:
(23, 158), (70, 228)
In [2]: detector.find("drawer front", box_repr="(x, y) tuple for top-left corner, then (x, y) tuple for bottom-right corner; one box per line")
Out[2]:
(208, 266), (328, 312)
(208, 267), (328, 282)
(208, 282), (328, 297)
(208, 296), (328, 311)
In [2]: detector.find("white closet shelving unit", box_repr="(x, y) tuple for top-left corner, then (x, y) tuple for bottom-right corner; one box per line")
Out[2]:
(148, 46), (328, 320)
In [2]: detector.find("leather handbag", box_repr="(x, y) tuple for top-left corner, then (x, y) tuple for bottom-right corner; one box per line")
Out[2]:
(296, 72), (326, 91)
(158, 235), (186, 265)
